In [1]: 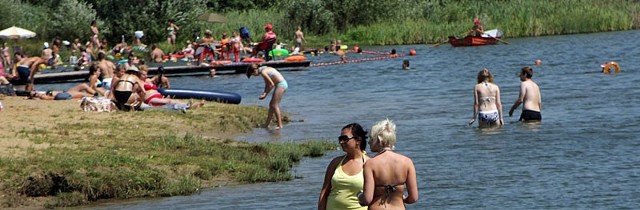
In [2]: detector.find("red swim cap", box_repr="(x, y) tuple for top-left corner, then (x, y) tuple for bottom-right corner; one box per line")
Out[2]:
(264, 24), (272, 30)
(474, 18), (480, 24)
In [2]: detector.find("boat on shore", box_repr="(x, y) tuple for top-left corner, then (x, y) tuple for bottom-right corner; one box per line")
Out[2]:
(448, 29), (504, 47)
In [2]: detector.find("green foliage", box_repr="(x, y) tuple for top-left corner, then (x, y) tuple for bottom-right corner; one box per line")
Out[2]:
(1, 0), (640, 51)
(49, 0), (98, 40)
(281, 0), (335, 35)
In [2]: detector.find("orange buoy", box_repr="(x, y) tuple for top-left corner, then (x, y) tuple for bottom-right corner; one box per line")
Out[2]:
(284, 55), (306, 62)
(601, 61), (620, 74)
(409, 49), (416, 56)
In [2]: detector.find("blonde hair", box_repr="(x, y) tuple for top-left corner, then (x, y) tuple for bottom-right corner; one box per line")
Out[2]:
(371, 119), (396, 147)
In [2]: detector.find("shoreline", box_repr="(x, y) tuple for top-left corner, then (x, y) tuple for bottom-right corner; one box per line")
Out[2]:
(0, 96), (333, 208)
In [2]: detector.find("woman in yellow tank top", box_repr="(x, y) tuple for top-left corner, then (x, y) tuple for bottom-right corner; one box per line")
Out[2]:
(318, 123), (369, 210)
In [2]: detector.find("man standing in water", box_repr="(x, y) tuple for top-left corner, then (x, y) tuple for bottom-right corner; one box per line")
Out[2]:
(509, 66), (542, 121)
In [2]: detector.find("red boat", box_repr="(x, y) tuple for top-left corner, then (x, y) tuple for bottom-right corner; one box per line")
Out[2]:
(448, 36), (500, 47)
(447, 29), (504, 47)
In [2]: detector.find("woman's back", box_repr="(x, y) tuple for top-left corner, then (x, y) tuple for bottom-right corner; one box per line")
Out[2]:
(367, 151), (413, 210)
(475, 82), (500, 111)
(115, 74), (137, 91)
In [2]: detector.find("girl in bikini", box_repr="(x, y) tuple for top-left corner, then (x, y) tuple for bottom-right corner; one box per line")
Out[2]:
(470, 68), (504, 127)
(246, 64), (288, 129)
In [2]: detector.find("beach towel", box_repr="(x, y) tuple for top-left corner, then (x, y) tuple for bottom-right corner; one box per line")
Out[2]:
(80, 96), (116, 112)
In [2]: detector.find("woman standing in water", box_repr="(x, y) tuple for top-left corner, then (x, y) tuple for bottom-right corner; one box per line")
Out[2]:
(359, 119), (418, 209)
(469, 68), (504, 127)
(246, 64), (288, 129)
(318, 123), (369, 210)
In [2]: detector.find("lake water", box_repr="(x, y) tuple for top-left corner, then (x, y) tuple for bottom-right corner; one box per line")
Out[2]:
(54, 30), (640, 209)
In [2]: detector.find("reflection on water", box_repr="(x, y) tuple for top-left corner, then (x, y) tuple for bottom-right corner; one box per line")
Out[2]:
(71, 30), (640, 209)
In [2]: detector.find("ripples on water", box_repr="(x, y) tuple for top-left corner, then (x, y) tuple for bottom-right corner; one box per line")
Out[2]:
(69, 30), (640, 209)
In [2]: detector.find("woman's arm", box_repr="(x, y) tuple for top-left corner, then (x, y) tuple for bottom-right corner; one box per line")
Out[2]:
(359, 162), (375, 206)
(403, 159), (419, 204)
(495, 85), (503, 125)
(470, 85), (479, 125)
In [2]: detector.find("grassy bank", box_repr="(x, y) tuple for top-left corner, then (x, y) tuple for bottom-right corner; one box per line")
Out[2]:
(0, 96), (335, 208)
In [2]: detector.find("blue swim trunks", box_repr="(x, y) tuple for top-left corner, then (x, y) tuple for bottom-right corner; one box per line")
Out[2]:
(276, 80), (288, 90)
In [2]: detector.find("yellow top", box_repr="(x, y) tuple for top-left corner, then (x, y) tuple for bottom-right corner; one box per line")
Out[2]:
(326, 156), (367, 210)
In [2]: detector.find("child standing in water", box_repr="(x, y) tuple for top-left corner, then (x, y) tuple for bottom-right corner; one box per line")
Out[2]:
(246, 64), (288, 129)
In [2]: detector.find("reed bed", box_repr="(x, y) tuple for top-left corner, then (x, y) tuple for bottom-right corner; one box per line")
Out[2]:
(320, 0), (640, 45)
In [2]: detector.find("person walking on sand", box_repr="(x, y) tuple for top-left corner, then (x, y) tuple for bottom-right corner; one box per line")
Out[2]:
(509, 66), (542, 122)
(246, 64), (287, 129)
(470, 68), (504, 127)
(294, 26), (306, 51)
(318, 123), (369, 210)
(358, 119), (419, 210)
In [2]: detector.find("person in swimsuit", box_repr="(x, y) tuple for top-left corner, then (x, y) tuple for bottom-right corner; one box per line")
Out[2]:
(137, 67), (203, 111)
(86, 64), (107, 96)
(27, 83), (100, 100)
(246, 64), (288, 129)
(2, 43), (11, 69)
(90, 20), (100, 49)
(293, 26), (306, 50)
(229, 32), (245, 62)
(167, 19), (179, 51)
(359, 119), (418, 209)
(96, 52), (116, 91)
(509, 66), (542, 122)
(470, 68), (504, 127)
(109, 65), (145, 111)
(150, 66), (171, 89)
(319, 123), (369, 210)
(14, 56), (48, 92)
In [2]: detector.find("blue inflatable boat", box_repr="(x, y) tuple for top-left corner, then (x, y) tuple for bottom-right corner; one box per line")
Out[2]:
(157, 88), (242, 104)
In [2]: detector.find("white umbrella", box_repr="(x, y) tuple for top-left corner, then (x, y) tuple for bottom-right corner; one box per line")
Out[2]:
(0, 26), (37, 39)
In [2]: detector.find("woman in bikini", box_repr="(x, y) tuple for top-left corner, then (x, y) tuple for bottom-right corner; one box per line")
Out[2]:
(469, 68), (504, 127)
(167, 19), (179, 51)
(109, 65), (145, 111)
(138, 66), (203, 111)
(150, 66), (170, 89)
(246, 64), (288, 129)
(87, 64), (107, 96)
(318, 123), (369, 210)
(90, 20), (100, 49)
(359, 119), (418, 209)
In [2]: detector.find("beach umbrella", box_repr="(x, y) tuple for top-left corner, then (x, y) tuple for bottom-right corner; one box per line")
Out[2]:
(0, 26), (37, 39)
(196, 12), (227, 23)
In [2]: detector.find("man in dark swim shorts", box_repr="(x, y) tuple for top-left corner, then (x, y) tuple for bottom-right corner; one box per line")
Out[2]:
(520, 109), (541, 121)
(509, 66), (542, 122)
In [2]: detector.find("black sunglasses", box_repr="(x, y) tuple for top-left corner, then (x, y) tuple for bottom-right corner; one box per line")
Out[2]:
(338, 135), (355, 143)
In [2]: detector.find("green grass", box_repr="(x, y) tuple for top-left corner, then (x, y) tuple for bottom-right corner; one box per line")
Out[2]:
(0, 103), (335, 208)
